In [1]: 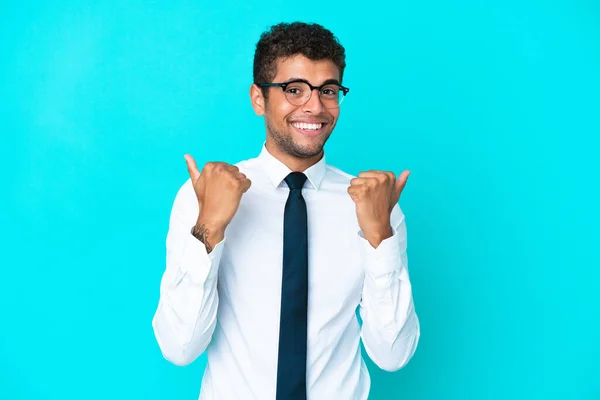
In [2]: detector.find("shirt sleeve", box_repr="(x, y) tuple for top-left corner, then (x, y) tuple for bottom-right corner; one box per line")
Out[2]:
(357, 203), (420, 372)
(151, 178), (225, 366)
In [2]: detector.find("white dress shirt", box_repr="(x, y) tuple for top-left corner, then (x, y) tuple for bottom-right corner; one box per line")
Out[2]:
(152, 144), (420, 400)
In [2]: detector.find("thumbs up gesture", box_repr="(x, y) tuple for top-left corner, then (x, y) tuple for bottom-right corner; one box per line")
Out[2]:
(347, 170), (410, 248)
(184, 154), (252, 251)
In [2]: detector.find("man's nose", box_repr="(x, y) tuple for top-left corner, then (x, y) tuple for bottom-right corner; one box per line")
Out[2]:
(301, 89), (324, 113)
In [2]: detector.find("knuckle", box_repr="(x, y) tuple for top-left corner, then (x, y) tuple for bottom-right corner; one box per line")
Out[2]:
(209, 162), (227, 174)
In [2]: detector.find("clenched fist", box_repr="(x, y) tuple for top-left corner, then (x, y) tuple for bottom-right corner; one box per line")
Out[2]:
(348, 169), (410, 248)
(184, 154), (251, 252)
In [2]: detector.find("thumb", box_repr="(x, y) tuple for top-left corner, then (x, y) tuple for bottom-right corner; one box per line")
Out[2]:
(394, 170), (410, 200)
(184, 154), (201, 182)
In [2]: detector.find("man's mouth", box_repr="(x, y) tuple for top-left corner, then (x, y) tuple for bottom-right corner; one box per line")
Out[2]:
(290, 121), (327, 136)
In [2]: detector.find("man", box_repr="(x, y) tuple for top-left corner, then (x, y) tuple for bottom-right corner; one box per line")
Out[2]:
(152, 22), (420, 399)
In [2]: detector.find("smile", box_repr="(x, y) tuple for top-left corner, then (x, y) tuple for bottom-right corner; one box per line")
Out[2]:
(290, 122), (328, 137)
(291, 122), (324, 131)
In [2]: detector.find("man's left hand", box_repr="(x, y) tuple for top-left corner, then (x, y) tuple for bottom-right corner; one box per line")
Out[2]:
(348, 170), (410, 248)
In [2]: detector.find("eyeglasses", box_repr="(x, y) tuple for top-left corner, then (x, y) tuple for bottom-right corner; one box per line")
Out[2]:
(258, 79), (350, 109)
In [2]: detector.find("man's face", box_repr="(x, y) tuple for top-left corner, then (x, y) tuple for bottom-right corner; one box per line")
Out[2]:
(253, 54), (342, 159)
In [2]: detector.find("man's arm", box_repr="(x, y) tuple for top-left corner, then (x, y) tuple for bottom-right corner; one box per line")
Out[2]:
(358, 205), (420, 372)
(152, 156), (251, 366)
(151, 179), (225, 366)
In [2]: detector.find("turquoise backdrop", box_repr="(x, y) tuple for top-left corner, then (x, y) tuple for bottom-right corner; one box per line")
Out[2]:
(2, 0), (599, 399)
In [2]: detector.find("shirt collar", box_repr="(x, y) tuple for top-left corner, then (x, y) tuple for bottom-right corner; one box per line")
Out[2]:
(258, 143), (327, 190)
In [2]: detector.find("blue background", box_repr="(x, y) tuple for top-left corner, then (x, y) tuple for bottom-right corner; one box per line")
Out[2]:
(2, 0), (599, 399)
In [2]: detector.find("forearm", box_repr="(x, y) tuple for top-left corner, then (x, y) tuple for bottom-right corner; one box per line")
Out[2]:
(360, 261), (420, 371)
(152, 255), (220, 366)
(358, 208), (420, 371)
(152, 180), (225, 366)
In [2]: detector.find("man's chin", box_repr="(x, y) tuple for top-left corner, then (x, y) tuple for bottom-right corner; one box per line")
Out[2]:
(288, 139), (327, 158)
(292, 147), (323, 158)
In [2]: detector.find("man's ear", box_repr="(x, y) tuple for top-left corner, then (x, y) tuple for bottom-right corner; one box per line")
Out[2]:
(250, 84), (266, 116)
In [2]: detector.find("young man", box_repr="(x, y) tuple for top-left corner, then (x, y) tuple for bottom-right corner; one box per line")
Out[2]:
(152, 22), (420, 400)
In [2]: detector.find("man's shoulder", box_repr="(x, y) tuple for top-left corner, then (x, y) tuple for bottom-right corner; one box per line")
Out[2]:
(324, 163), (356, 183)
(234, 156), (259, 170)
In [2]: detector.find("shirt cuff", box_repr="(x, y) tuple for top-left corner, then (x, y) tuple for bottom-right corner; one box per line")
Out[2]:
(178, 230), (226, 285)
(358, 227), (403, 277)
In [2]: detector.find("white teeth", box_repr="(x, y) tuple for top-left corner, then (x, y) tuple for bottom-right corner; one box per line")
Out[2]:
(292, 122), (323, 131)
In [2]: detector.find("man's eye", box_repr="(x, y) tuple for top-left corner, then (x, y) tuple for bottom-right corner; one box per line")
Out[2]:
(322, 85), (339, 95)
(286, 87), (304, 96)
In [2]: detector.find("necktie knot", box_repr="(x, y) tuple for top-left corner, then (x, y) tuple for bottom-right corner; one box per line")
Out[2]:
(284, 172), (307, 191)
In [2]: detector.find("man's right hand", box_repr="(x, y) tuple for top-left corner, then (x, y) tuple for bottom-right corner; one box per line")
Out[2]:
(184, 154), (251, 251)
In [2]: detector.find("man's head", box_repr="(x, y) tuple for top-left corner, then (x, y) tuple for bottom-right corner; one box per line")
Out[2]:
(250, 22), (348, 163)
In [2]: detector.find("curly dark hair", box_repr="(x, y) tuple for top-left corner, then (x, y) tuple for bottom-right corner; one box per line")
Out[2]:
(253, 22), (346, 90)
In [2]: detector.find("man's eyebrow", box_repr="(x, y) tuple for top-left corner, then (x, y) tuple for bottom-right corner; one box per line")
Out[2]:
(284, 77), (305, 82)
(320, 78), (341, 86)
(284, 77), (342, 86)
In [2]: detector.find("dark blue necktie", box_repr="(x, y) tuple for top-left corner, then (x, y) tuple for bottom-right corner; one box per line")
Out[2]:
(276, 172), (309, 400)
